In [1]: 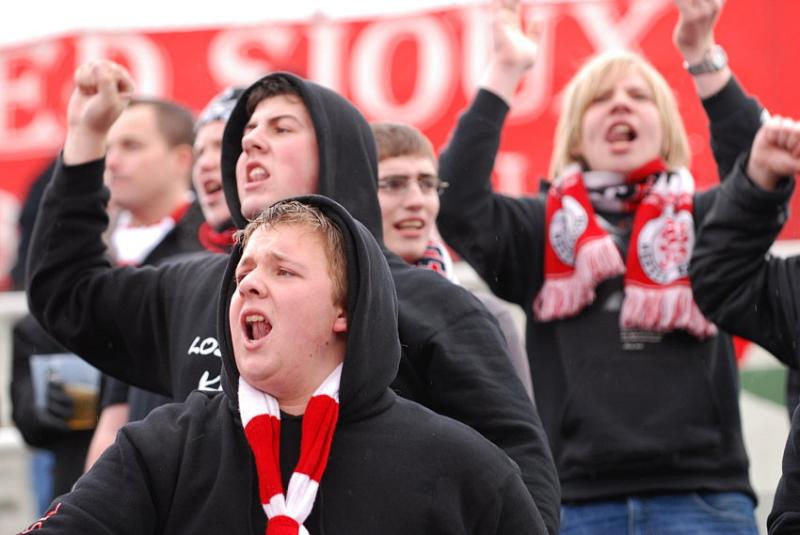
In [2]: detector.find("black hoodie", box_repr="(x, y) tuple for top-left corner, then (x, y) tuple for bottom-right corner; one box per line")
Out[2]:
(22, 195), (546, 534)
(28, 72), (558, 532)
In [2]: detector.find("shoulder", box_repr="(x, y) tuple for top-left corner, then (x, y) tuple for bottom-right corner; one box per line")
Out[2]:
(391, 398), (517, 472)
(124, 391), (228, 445)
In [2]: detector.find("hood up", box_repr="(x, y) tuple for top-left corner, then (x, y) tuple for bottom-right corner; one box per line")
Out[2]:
(221, 72), (383, 242)
(218, 195), (400, 421)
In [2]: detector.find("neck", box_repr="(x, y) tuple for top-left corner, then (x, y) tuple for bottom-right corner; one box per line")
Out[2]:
(128, 187), (187, 226)
(279, 396), (310, 416)
(276, 356), (344, 416)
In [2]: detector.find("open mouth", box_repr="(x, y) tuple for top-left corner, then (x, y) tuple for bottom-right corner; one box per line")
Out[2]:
(606, 123), (637, 143)
(246, 164), (270, 184)
(203, 179), (222, 195)
(243, 313), (272, 341)
(395, 219), (424, 230)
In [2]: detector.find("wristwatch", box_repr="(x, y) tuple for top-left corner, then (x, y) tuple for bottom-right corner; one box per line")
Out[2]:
(684, 45), (728, 75)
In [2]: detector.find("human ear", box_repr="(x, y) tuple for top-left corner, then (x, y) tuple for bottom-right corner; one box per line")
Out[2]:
(332, 308), (348, 333)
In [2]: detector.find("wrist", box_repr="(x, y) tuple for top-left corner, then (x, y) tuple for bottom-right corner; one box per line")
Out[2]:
(479, 59), (529, 105)
(746, 157), (780, 192)
(63, 126), (107, 165)
(683, 44), (727, 76)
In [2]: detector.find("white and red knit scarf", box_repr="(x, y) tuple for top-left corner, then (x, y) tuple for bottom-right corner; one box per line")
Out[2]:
(414, 241), (460, 284)
(534, 161), (716, 339)
(238, 363), (342, 535)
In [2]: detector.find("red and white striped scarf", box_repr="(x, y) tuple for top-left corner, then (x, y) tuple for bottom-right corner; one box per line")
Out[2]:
(414, 241), (460, 284)
(238, 363), (342, 535)
(535, 162), (716, 339)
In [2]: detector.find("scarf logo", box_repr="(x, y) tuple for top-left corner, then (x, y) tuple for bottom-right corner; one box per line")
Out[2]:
(637, 207), (693, 285)
(549, 195), (588, 266)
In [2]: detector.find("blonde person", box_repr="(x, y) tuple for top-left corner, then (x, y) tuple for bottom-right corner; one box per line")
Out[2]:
(437, 0), (759, 532)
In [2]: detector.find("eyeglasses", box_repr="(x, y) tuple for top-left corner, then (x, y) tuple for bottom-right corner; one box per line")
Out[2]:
(377, 174), (449, 196)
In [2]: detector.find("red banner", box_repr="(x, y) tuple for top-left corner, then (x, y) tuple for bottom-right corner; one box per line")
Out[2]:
(1, 0), (798, 288)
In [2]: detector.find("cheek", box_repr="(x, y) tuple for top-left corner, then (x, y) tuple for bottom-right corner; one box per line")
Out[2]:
(426, 196), (440, 219)
(378, 193), (396, 221)
(229, 295), (241, 342)
(235, 156), (247, 188)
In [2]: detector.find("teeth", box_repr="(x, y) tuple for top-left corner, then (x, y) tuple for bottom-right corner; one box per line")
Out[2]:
(245, 314), (265, 324)
(608, 124), (634, 142)
(397, 220), (423, 229)
(248, 167), (267, 183)
(205, 182), (222, 194)
(244, 314), (271, 341)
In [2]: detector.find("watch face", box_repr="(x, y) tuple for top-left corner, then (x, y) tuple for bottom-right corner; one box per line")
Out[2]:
(710, 46), (727, 69)
(686, 45), (727, 75)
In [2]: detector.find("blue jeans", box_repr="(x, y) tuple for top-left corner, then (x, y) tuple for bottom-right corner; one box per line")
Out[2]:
(560, 492), (758, 535)
(30, 449), (54, 515)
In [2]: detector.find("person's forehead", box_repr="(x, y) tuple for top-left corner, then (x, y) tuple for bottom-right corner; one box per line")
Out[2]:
(594, 66), (649, 93)
(251, 93), (310, 119)
(245, 223), (322, 253)
(378, 155), (436, 173)
(194, 120), (225, 147)
(109, 105), (161, 141)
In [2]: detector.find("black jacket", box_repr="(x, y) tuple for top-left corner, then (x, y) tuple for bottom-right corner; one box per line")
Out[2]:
(102, 200), (209, 421)
(23, 195), (545, 534)
(683, 81), (800, 535)
(689, 83), (799, 365)
(437, 87), (754, 503)
(28, 72), (559, 532)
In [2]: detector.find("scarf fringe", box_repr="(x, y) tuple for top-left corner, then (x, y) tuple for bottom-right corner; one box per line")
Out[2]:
(534, 235), (624, 321)
(621, 284), (717, 339)
(575, 235), (626, 287)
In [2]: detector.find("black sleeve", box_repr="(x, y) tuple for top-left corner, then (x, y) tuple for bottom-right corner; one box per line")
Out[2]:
(400, 281), (559, 535)
(26, 157), (185, 396)
(100, 376), (129, 410)
(437, 89), (546, 308)
(703, 76), (765, 179)
(18, 418), (168, 534)
(769, 405), (800, 534)
(10, 315), (70, 447)
(690, 156), (799, 365)
(477, 471), (548, 535)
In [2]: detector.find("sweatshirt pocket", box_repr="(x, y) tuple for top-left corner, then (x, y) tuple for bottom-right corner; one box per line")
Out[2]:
(557, 336), (723, 479)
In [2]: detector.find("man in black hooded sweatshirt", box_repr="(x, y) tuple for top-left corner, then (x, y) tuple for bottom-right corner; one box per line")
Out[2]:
(20, 196), (546, 534)
(27, 61), (559, 532)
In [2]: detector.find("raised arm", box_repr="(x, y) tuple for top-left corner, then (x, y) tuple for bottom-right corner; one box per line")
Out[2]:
(27, 61), (182, 395)
(674, 0), (765, 180)
(673, 0), (730, 99)
(691, 116), (800, 364)
(437, 0), (547, 305)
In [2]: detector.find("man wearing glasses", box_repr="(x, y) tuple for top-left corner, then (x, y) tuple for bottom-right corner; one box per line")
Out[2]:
(372, 121), (535, 399)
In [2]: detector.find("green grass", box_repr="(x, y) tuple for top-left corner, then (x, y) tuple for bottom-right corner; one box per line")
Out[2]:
(740, 367), (787, 407)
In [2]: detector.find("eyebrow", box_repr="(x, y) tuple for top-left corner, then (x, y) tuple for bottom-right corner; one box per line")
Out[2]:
(246, 114), (303, 127)
(237, 248), (299, 272)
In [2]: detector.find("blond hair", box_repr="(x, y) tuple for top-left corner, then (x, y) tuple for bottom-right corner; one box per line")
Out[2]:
(549, 50), (690, 179)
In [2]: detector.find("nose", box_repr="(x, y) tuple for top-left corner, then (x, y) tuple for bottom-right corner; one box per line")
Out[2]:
(609, 90), (633, 113)
(196, 147), (218, 173)
(106, 146), (121, 172)
(238, 270), (267, 299)
(403, 178), (426, 208)
(241, 125), (268, 154)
